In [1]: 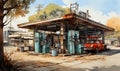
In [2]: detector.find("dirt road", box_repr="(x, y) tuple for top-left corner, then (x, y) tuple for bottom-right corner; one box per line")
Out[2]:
(4, 46), (120, 71)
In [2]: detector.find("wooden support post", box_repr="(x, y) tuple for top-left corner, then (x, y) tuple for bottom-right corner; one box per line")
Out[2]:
(102, 31), (105, 44)
(34, 26), (37, 50)
(85, 25), (88, 42)
(60, 23), (64, 54)
(33, 29), (35, 50)
(66, 22), (69, 52)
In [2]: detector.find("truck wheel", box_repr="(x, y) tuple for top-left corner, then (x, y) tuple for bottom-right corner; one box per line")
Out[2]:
(104, 45), (107, 51)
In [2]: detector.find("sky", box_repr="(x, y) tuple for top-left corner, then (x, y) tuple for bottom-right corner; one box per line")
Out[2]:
(7, 0), (120, 29)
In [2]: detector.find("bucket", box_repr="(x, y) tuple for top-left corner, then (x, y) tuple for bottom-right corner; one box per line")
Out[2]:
(52, 49), (58, 56)
(19, 46), (24, 52)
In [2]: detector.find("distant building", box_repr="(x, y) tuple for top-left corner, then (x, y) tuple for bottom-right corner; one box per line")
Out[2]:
(3, 27), (21, 45)
(8, 32), (33, 47)
(105, 37), (120, 47)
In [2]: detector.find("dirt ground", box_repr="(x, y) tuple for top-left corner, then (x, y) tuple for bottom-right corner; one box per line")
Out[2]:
(4, 46), (120, 71)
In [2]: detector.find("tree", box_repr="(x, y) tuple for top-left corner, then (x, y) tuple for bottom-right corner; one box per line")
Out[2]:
(0, 0), (35, 67)
(29, 3), (70, 22)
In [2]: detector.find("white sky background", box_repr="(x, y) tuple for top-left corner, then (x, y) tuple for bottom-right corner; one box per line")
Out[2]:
(5, 0), (120, 29)
(63, 0), (120, 24)
(5, 16), (29, 29)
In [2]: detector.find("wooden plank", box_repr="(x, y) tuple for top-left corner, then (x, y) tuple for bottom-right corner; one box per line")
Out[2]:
(60, 23), (65, 54)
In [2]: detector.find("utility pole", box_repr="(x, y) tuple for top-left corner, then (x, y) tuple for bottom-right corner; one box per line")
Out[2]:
(35, 4), (43, 19)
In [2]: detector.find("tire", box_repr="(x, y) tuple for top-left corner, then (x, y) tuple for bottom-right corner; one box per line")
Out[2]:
(104, 45), (107, 51)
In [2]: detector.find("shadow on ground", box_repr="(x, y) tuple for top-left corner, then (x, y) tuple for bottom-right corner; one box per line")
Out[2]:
(88, 65), (120, 71)
(97, 48), (120, 56)
(16, 60), (120, 71)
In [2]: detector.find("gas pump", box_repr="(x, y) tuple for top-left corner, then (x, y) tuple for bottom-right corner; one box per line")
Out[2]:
(68, 30), (79, 54)
(68, 30), (75, 54)
(35, 32), (42, 53)
(41, 32), (46, 54)
(74, 32), (80, 54)
(74, 31), (84, 54)
(67, 30), (84, 54)
(41, 33), (51, 54)
(46, 34), (52, 53)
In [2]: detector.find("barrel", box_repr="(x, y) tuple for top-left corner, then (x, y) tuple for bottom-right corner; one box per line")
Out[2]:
(76, 44), (84, 54)
(52, 49), (58, 56)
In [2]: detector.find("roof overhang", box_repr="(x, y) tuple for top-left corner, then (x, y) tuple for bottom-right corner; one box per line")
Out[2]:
(17, 13), (114, 32)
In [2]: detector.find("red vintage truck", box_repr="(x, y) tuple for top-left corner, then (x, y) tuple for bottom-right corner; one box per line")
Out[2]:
(84, 36), (106, 53)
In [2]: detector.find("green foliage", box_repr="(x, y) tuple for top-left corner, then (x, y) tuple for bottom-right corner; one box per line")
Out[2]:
(3, 0), (35, 18)
(29, 3), (70, 22)
(0, 0), (35, 26)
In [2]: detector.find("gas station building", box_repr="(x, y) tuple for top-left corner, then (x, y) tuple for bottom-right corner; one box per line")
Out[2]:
(17, 13), (114, 55)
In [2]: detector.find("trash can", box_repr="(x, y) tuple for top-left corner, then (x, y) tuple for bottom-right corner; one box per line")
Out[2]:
(52, 48), (58, 56)
(19, 46), (24, 52)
